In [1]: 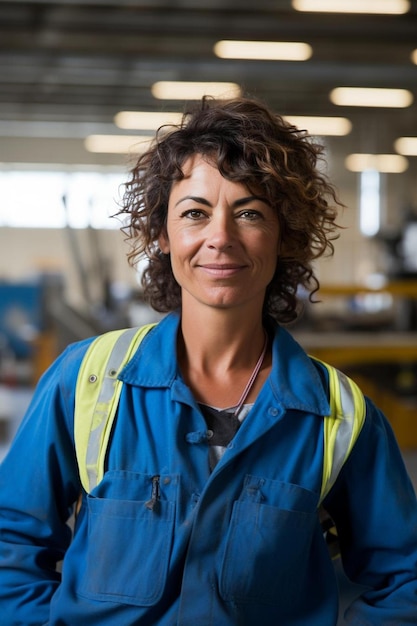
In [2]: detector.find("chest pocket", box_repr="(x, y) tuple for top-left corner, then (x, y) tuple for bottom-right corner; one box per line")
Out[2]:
(78, 471), (177, 607)
(219, 475), (323, 605)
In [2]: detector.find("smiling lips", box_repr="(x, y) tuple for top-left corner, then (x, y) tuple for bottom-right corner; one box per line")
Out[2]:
(198, 263), (247, 277)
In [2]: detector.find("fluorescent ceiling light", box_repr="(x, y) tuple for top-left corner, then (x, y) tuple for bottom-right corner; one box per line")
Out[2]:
(330, 87), (413, 108)
(214, 40), (312, 61)
(345, 153), (408, 173)
(151, 81), (241, 100)
(394, 137), (417, 156)
(84, 135), (152, 154)
(411, 49), (417, 65)
(114, 111), (182, 130)
(283, 115), (352, 136)
(292, 0), (410, 14)
(0, 120), (116, 139)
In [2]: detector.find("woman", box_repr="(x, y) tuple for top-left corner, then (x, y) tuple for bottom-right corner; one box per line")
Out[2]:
(0, 96), (416, 625)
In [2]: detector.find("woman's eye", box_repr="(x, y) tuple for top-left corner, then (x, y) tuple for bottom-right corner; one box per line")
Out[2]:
(237, 210), (263, 220)
(181, 209), (206, 220)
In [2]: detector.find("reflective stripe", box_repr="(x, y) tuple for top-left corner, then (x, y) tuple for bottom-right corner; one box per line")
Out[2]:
(75, 324), (156, 492)
(85, 327), (140, 492)
(318, 361), (366, 503)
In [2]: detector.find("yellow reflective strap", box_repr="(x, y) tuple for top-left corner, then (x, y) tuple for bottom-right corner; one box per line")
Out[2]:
(315, 359), (366, 503)
(75, 324), (156, 493)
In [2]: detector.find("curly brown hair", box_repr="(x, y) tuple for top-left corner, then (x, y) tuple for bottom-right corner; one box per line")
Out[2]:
(118, 95), (341, 323)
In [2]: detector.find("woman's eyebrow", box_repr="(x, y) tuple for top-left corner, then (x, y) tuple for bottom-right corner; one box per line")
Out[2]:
(233, 195), (271, 208)
(175, 195), (211, 207)
(174, 195), (270, 208)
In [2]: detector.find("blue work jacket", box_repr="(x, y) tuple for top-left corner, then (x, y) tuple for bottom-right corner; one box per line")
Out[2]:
(0, 312), (417, 625)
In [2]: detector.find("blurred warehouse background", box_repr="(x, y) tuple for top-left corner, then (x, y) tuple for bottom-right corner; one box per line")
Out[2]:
(1, 0), (417, 466)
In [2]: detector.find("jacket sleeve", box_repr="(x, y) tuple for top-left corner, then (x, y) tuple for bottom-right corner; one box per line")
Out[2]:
(0, 341), (90, 626)
(324, 396), (417, 624)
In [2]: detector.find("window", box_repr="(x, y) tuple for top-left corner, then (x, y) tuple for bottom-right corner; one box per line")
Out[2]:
(359, 169), (381, 237)
(0, 168), (126, 228)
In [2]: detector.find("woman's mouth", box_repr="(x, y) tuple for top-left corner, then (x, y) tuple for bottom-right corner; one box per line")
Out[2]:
(198, 263), (246, 277)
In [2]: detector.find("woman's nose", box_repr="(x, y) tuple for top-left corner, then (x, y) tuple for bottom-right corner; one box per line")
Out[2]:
(206, 213), (235, 250)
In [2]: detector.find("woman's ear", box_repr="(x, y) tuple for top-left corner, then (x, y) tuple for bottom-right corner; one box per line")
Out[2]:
(158, 230), (170, 254)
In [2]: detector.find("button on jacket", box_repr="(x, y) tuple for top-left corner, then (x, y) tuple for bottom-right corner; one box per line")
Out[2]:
(0, 312), (417, 625)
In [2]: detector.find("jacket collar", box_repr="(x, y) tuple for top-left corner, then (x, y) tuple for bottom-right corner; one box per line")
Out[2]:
(119, 311), (330, 417)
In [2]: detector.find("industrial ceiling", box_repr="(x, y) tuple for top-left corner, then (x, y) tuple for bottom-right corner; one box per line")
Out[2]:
(0, 0), (417, 173)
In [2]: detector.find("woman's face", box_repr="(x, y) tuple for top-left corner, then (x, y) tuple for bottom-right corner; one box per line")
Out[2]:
(159, 154), (280, 315)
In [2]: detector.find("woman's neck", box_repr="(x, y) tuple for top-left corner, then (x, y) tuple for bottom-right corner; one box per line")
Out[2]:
(178, 305), (271, 407)
(180, 304), (266, 370)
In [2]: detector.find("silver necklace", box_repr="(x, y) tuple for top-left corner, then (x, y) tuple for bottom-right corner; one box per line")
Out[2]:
(233, 330), (269, 418)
